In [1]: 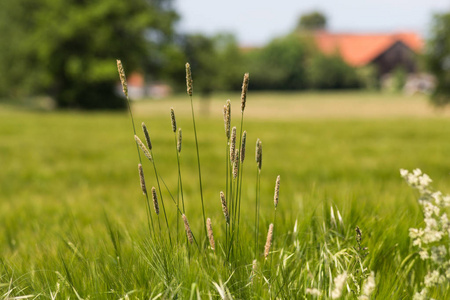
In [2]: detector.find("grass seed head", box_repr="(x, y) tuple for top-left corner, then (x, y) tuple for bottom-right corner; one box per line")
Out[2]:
(141, 122), (152, 150)
(151, 187), (159, 215)
(233, 149), (240, 179)
(225, 100), (231, 139)
(223, 105), (227, 136)
(116, 60), (128, 97)
(251, 259), (258, 283)
(241, 73), (249, 112)
(240, 131), (247, 163)
(170, 107), (177, 133)
(264, 223), (274, 259)
(134, 135), (152, 161)
(182, 214), (194, 244)
(177, 128), (182, 153)
(138, 163), (146, 195)
(185, 63), (193, 96)
(274, 175), (280, 209)
(206, 218), (215, 251)
(256, 139), (262, 171)
(220, 191), (230, 224)
(230, 127), (237, 163)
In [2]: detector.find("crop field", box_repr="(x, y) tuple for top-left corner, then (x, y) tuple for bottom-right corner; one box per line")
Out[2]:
(1, 91), (450, 299)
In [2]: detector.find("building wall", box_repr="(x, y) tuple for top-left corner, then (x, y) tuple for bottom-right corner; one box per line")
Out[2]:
(371, 41), (417, 76)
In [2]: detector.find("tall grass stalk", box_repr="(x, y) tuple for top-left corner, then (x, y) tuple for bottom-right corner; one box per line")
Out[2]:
(116, 60), (155, 237)
(170, 107), (183, 244)
(223, 101), (231, 253)
(174, 127), (185, 244)
(254, 139), (262, 258)
(149, 146), (172, 247)
(236, 73), (249, 246)
(186, 63), (207, 242)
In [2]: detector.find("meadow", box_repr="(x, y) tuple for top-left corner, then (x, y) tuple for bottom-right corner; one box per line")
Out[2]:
(1, 90), (450, 299)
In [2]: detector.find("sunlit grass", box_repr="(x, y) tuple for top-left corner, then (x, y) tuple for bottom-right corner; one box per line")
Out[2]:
(0, 92), (450, 298)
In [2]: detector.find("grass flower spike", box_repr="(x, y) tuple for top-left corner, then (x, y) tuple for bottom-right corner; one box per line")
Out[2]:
(264, 223), (274, 259)
(225, 100), (231, 139)
(207, 218), (215, 250)
(185, 63), (193, 96)
(141, 122), (152, 150)
(151, 187), (159, 215)
(138, 163), (146, 195)
(134, 135), (152, 161)
(177, 128), (182, 153)
(182, 214), (194, 244)
(220, 191), (229, 224)
(170, 107), (177, 133)
(230, 127), (236, 163)
(116, 60), (128, 97)
(241, 73), (249, 113)
(274, 175), (280, 209)
(240, 131), (247, 163)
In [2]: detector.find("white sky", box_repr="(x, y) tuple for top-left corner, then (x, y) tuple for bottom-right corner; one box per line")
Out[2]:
(174, 0), (450, 46)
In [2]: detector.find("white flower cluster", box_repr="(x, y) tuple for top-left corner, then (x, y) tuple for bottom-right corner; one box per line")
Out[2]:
(401, 169), (450, 299)
(331, 272), (348, 299)
(359, 271), (376, 300)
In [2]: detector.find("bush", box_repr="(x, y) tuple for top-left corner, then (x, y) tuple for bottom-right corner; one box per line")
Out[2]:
(306, 54), (361, 89)
(426, 13), (450, 106)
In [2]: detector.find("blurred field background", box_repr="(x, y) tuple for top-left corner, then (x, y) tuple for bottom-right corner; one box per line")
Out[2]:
(1, 0), (450, 298)
(2, 92), (450, 294)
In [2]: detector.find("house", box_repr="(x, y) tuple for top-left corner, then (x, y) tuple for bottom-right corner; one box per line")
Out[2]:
(313, 31), (423, 76)
(116, 72), (172, 100)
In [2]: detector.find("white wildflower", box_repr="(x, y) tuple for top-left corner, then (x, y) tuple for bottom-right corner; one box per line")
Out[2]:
(432, 191), (442, 205)
(402, 169), (450, 294)
(430, 246), (447, 263)
(441, 213), (449, 230)
(424, 217), (438, 231)
(413, 169), (422, 177)
(400, 169), (408, 177)
(413, 288), (428, 300)
(424, 270), (441, 287)
(306, 288), (322, 296)
(419, 250), (429, 260)
(443, 195), (450, 207)
(359, 271), (375, 300)
(331, 272), (347, 299)
(419, 174), (432, 187)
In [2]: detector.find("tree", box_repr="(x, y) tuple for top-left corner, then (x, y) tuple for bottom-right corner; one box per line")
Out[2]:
(174, 33), (243, 114)
(0, 0), (178, 109)
(246, 34), (313, 90)
(426, 13), (450, 106)
(306, 54), (360, 89)
(297, 11), (327, 31)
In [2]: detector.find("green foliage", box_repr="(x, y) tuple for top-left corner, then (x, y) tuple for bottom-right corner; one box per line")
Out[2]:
(246, 34), (362, 90)
(246, 34), (313, 90)
(297, 11), (327, 31)
(1, 92), (450, 298)
(357, 65), (379, 90)
(0, 0), (178, 109)
(168, 33), (244, 95)
(392, 67), (407, 92)
(306, 54), (361, 89)
(426, 12), (450, 106)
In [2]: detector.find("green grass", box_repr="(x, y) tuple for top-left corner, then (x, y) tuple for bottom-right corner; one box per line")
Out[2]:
(0, 91), (450, 298)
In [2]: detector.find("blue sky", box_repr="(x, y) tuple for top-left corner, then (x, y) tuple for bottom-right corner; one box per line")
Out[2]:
(174, 0), (450, 46)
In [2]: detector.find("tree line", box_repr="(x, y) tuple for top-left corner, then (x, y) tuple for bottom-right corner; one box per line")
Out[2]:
(0, 1), (448, 109)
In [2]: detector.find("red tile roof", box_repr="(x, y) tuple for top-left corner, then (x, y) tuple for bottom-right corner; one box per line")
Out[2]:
(314, 31), (423, 67)
(128, 72), (144, 87)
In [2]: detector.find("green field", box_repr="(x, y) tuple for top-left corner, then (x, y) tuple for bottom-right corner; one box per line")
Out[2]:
(1, 91), (450, 299)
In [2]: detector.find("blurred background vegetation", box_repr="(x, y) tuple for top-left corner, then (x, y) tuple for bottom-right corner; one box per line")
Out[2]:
(0, 1), (449, 109)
